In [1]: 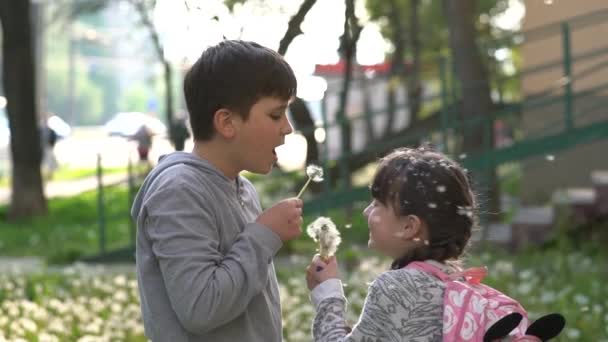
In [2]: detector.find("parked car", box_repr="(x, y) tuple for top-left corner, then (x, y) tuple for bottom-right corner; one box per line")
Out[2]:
(0, 108), (9, 148)
(47, 115), (71, 138)
(104, 112), (167, 137)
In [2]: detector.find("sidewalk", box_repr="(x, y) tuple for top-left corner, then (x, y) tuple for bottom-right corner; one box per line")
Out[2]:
(0, 172), (130, 205)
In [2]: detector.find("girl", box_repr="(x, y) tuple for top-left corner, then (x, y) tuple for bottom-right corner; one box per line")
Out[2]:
(306, 146), (477, 341)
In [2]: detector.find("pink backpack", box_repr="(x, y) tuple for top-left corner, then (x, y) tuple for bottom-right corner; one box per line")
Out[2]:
(407, 261), (528, 341)
(406, 262), (565, 342)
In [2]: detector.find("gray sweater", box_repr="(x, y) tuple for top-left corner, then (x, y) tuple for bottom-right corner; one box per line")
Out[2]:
(311, 263), (449, 341)
(131, 152), (284, 342)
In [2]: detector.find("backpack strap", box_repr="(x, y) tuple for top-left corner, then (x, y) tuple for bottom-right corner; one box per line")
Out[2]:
(407, 261), (488, 284)
(406, 261), (451, 281)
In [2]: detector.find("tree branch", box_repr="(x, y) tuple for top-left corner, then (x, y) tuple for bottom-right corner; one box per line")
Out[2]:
(131, 0), (164, 61)
(277, 0), (317, 55)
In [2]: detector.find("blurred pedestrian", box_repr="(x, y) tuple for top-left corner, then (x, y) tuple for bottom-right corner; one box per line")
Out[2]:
(171, 116), (190, 151)
(41, 124), (59, 180)
(131, 124), (153, 165)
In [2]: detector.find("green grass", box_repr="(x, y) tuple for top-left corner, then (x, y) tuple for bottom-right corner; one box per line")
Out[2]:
(0, 166), (132, 187)
(0, 185), (134, 263)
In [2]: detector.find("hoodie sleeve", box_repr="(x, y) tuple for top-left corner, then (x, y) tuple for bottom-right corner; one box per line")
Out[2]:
(143, 182), (282, 334)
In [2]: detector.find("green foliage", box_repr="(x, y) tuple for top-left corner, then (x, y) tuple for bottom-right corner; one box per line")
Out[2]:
(365, 0), (515, 62)
(223, 0), (248, 11)
(46, 60), (104, 125)
(119, 85), (149, 113)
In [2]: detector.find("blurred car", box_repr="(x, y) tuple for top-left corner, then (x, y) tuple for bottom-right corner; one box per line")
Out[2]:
(0, 108), (9, 148)
(0, 110), (71, 146)
(104, 112), (167, 137)
(47, 115), (71, 138)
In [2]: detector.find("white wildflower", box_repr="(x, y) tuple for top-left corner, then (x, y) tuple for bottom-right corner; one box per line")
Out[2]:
(566, 328), (581, 339)
(306, 217), (341, 259)
(296, 164), (324, 198)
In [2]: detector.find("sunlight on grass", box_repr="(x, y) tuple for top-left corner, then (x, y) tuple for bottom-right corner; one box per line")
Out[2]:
(0, 166), (132, 188)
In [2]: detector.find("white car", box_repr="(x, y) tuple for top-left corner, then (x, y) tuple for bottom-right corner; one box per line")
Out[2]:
(0, 109), (9, 147)
(0, 110), (71, 146)
(47, 115), (71, 138)
(104, 112), (167, 137)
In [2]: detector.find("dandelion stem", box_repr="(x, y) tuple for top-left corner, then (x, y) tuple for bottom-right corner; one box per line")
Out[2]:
(296, 177), (312, 199)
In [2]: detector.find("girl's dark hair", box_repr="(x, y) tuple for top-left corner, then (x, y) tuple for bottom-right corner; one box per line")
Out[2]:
(370, 146), (477, 269)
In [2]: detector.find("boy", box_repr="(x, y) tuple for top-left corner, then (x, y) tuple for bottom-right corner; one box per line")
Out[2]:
(131, 40), (303, 341)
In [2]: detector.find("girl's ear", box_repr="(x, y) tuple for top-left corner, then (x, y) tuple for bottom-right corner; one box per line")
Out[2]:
(401, 215), (423, 240)
(213, 108), (239, 138)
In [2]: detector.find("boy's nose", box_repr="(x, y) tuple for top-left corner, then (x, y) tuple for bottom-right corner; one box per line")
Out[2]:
(282, 118), (294, 135)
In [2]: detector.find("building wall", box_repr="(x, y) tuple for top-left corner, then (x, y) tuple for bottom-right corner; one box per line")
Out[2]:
(520, 1), (608, 202)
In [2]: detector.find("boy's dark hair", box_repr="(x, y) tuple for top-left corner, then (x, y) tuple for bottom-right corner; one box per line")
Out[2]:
(183, 40), (297, 141)
(370, 146), (477, 269)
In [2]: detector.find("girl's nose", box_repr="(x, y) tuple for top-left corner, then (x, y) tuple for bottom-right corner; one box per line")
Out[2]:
(363, 204), (371, 217)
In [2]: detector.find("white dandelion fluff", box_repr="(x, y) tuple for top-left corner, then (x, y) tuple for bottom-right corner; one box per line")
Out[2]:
(296, 164), (324, 198)
(306, 216), (341, 260)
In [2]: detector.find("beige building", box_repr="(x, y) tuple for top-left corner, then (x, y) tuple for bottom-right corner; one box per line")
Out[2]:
(520, 0), (608, 202)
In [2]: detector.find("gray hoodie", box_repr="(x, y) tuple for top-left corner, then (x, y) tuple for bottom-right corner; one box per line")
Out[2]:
(131, 152), (283, 341)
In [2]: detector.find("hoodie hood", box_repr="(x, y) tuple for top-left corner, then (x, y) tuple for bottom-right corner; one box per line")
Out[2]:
(131, 151), (234, 221)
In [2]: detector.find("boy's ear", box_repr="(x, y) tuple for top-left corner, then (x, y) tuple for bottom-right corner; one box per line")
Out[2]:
(212, 108), (238, 139)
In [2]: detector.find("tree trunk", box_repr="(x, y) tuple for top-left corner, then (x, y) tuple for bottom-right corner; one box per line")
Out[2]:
(444, 0), (493, 149)
(336, 0), (361, 190)
(277, 0), (319, 170)
(277, 0), (317, 56)
(443, 0), (500, 220)
(361, 71), (375, 143)
(289, 97), (318, 165)
(382, 0), (405, 135)
(163, 60), (176, 145)
(407, 0), (422, 125)
(131, 0), (176, 146)
(0, 0), (48, 219)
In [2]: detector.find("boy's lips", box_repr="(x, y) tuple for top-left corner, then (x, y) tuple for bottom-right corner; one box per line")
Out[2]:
(272, 141), (284, 157)
(272, 148), (278, 160)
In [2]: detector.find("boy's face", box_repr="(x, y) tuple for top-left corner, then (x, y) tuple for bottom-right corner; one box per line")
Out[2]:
(233, 96), (293, 174)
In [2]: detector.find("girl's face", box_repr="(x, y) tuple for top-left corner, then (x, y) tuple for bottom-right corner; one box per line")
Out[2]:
(363, 199), (412, 259)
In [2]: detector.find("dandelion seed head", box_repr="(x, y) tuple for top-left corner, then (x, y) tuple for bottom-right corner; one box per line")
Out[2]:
(306, 217), (341, 259)
(305, 164), (324, 182)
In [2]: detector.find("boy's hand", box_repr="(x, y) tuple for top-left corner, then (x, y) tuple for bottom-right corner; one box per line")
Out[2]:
(306, 255), (339, 290)
(256, 198), (303, 241)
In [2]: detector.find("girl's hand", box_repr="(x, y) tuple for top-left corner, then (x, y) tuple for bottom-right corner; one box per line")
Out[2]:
(306, 254), (339, 290)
